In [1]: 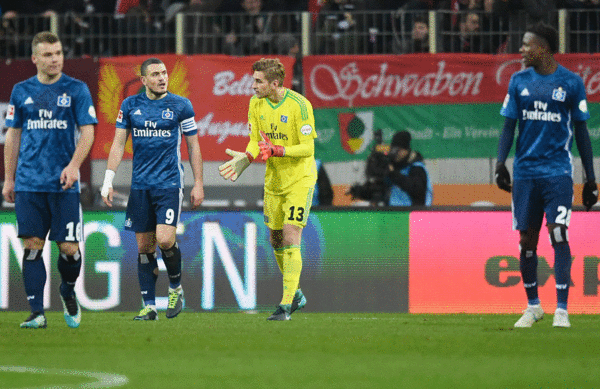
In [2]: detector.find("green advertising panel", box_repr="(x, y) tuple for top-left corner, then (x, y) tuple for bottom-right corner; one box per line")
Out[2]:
(315, 103), (600, 162)
(0, 210), (409, 313)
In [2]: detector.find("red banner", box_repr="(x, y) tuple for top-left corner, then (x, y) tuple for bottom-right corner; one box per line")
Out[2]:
(94, 54), (296, 160)
(303, 53), (600, 108)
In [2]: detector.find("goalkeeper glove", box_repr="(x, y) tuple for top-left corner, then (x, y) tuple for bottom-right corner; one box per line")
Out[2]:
(258, 131), (285, 161)
(495, 163), (512, 193)
(583, 181), (598, 211)
(218, 149), (254, 182)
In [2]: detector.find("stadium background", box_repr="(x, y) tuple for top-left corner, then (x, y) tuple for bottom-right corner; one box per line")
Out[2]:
(1, 11), (599, 315)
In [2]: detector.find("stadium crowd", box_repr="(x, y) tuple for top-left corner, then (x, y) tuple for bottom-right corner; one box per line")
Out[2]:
(0, 0), (599, 59)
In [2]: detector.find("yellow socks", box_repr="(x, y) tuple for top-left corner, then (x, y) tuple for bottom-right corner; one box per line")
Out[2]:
(280, 246), (302, 306)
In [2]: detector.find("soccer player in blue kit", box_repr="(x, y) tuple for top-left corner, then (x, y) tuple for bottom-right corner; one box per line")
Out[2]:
(495, 22), (598, 328)
(101, 58), (204, 320)
(2, 31), (97, 329)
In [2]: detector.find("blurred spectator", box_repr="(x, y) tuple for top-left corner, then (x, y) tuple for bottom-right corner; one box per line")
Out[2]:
(317, 0), (366, 54)
(223, 0), (277, 55)
(114, 0), (167, 55)
(438, 0), (481, 32)
(0, 0), (82, 57)
(176, 0), (227, 54)
(312, 159), (334, 207)
(480, 0), (509, 53)
(394, 14), (430, 53)
(443, 11), (483, 52)
(492, 0), (556, 52)
(274, 33), (304, 92)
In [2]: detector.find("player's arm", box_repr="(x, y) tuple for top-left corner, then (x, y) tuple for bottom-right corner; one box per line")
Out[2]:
(60, 124), (95, 190)
(258, 130), (314, 159)
(101, 127), (130, 207)
(259, 102), (316, 160)
(219, 101), (258, 182)
(2, 127), (21, 203)
(495, 117), (517, 193)
(574, 120), (598, 210)
(185, 133), (205, 209)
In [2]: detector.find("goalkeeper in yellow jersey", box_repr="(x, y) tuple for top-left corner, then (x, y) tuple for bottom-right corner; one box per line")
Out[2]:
(219, 58), (317, 321)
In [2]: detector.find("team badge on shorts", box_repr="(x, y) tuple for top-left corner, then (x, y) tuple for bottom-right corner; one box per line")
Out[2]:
(162, 109), (174, 120)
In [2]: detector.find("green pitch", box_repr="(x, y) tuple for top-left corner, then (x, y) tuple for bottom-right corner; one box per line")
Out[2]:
(1, 311), (599, 388)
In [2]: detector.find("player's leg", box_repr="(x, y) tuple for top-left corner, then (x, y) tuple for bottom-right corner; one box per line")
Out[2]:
(543, 175), (574, 328)
(135, 231), (159, 320)
(50, 192), (83, 328)
(154, 188), (184, 318)
(15, 192), (50, 328)
(266, 188), (312, 320)
(127, 189), (159, 320)
(512, 179), (545, 327)
(263, 192), (291, 320)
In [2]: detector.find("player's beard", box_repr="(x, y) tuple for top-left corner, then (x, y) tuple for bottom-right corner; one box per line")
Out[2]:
(147, 85), (167, 99)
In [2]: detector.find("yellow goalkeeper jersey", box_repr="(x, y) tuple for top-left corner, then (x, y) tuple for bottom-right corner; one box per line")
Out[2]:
(246, 88), (317, 195)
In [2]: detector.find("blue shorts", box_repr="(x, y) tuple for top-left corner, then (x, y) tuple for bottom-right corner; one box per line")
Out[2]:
(15, 191), (82, 242)
(512, 175), (573, 231)
(125, 188), (183, 232)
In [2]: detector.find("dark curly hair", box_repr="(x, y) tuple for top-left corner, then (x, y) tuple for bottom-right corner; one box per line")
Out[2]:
(526, 22), (558, 54)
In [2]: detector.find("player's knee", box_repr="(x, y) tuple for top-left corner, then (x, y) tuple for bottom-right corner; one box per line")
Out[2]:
(549, 225), (569, 246)
(23, 237), (45, 251)
(58, 242), (80, 256)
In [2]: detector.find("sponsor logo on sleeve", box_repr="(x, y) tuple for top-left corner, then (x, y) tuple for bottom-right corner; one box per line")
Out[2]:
(579, 99), (588, 113)
(300, 124), (313, 136)
(116, 110), (123, 123)
(7, 104), (14, 120)
(88, 105), (97, 118)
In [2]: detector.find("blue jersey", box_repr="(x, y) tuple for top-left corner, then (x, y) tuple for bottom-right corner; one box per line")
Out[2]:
(116, 92), (197, 189)
(500, 65), (590, 180)
(5, 74), (98, 193)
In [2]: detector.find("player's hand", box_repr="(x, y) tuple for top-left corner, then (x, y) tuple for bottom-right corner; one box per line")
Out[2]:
(60, 164), (79, 190)
(258, 131), (285, 161)
(101, 170), (115, 207)
(190, 183), (204, 209)
(218, 149), (253, 182)
(101, 187), (114, 207)
(583, 181), (598, 211)
(2, 180), (15, 203)
(495, 163), (512, 193)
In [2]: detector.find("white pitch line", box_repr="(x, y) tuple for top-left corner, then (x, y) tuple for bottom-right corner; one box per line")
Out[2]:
(0, 366), (128, 388)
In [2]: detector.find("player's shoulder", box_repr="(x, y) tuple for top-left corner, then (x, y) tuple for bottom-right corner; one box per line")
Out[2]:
(122, 92), (145, 106)
(510, 67), (534, 82)
(286, 89), (311, 107)
(11, 76), (37, 93)
(165, 91), (190, 104)
(555, 64), (584, 85)
(60, 74), (90, 90)
(284, 89), (313, 117)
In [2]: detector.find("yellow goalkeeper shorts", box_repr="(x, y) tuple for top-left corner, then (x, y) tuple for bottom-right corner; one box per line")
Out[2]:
(263, 186), (314, 230)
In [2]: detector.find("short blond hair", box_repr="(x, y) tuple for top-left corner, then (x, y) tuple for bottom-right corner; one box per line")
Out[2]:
(32, 31), (60, 54)
(252, 58), (285, 85)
